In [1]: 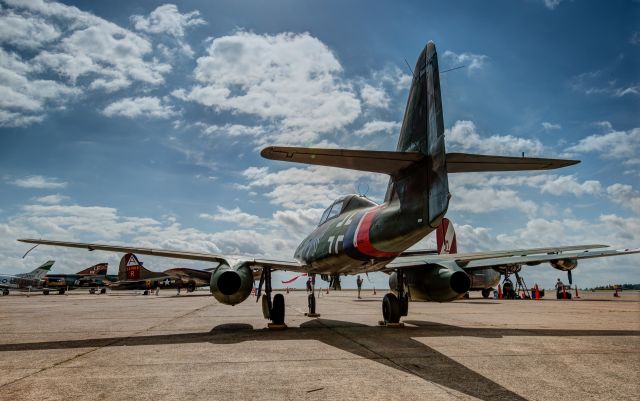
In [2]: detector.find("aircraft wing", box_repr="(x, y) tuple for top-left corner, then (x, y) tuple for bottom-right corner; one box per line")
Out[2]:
(385, 245), (639, 270)
(18, 239), (306, 272)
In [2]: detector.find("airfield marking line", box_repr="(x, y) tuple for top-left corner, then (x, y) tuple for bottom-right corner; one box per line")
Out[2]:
(0, 301), (214, 390)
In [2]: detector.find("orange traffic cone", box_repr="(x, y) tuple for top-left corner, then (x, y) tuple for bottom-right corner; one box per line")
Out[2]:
(534, 284), (540, 300)
(498, 284), (503, 300)
(574, 286), (580, 299)
(562, 285), (567, 299)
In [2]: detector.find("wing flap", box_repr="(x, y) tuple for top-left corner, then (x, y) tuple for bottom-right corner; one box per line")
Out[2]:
(446, 153), (579, 173)
(463, 248), (640, 270)
(18, 238), (306, 272)
(386, 244), (611, 270)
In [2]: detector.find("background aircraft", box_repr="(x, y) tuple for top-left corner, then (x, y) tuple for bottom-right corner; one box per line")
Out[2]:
(20, 41), (639, 325)
(109, 253), (211, 294)
(43, 263), (113, 294)
(1, 261), (54, 295)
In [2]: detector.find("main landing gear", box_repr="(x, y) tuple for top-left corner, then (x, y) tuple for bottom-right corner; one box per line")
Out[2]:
(382, 271), (409, 326)
(258, 268), (286, 327)
(306, 274), (320, 318)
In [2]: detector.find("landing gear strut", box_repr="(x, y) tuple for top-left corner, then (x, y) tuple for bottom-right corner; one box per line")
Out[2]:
(382, 271), (408, 325)
(258, 268), (286, 326)
(306, 274), (320, 317)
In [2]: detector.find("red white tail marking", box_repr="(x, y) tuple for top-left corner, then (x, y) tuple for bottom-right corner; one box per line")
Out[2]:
(436, 218), (457, 254)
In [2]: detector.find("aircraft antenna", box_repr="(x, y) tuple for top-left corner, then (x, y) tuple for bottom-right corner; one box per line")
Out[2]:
(356, 182), (370, 197)
(441, 64), (466, 73)
(403, 58), (415, 78)
(22, 243), (39, 258)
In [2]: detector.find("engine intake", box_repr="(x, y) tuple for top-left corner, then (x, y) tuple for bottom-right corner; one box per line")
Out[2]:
(210, 262), (254, 305)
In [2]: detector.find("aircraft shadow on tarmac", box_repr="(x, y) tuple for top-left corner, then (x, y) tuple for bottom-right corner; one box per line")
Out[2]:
(2, 320), (638, 401)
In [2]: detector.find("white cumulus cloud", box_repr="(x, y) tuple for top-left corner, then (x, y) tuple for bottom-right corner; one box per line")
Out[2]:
(443, 50), (488, 72)
(11, 175), (68, 189)
(177, 31), (361, 144)
(445, 120), (545, 155)
(102, 96), (177, 119)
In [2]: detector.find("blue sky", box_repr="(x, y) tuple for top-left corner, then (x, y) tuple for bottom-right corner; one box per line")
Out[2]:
(0, 0), (638, 289)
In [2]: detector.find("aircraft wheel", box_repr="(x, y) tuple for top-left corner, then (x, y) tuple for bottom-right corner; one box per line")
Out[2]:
(382, 293), (401, 324)
(481, 288), (491, 299)
(89, 288), (96, 294)
(187, 282), (196, 293)
(43, 290), (49, 295)
(58, 289), (65, 295)
(100, 288), (106, 294)
(308, 293), (316, 315)
(143, 290), (149, 295)
(2, 290), (9, 296)
(271, 293), (285, 325)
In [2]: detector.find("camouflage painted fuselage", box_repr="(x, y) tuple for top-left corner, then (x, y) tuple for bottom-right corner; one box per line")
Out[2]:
(294, 42), (448, 274)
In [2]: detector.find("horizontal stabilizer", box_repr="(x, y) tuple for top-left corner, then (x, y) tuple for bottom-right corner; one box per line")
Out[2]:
(261, 146), (423, 175)
(446, 153), (579, 173)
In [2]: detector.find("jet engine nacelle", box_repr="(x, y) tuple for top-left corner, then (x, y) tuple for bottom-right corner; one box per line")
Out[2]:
(466, 268), (500, 290)
(550, 258), (578, 271)
(210, 262), (254, 305)
(390, 264), (471, 302)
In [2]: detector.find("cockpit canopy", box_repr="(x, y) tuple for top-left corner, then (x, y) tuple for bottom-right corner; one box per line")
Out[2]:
(318, 194), (378, 226)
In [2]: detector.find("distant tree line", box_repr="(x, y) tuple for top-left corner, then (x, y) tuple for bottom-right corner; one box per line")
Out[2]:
(589, 284), (640, 290)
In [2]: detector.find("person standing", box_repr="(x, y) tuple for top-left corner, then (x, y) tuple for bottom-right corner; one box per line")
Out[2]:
(555, 278), (564, 299)
(306, 277), (312, 293)
(356, 275), (363, 299)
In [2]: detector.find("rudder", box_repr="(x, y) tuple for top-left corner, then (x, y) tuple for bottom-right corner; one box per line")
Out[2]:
(385, 41), (449, 227)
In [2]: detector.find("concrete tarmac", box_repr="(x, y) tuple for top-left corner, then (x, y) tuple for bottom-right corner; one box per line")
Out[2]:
(0, 289), (638, 400)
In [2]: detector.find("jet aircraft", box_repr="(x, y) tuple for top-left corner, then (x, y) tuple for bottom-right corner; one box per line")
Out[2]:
(108, 253), (211, 294)
(19, 41), (639, 325)
(44, 263), (113, 294)
(1, 261), (54, 295)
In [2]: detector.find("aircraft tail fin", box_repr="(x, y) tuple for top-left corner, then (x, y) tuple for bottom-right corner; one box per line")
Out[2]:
(21, 260), (55, 279)
(77, 263), (108, 276)
(436, 218), (457, 255)
(118, 253), (161, 281)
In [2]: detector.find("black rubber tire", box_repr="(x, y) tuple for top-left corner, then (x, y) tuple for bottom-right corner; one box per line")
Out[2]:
(58, 289), (65, 295)
(481, 288), (491, 299)
(382, 293), (401, 324)
(187, 282), (196, 293)
(2, 290), (9, 296)
(271, 293), (285, 325)
(43, 290), (49, 295)
(143, 290), (149, 295)
(100, 288), (106, 294)
(89, 288), (96, 294)
(308, 293), (316, 314)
